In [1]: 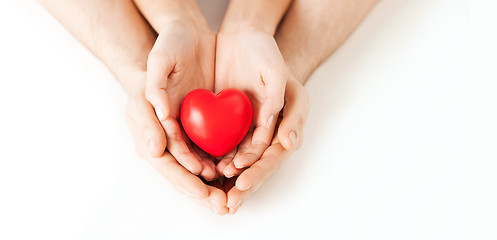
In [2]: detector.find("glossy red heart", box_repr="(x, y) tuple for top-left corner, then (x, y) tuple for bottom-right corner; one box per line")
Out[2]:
(180, 88), (253, 157)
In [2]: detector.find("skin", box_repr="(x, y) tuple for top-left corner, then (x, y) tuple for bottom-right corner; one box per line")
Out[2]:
(39, 0), (378, 215)
(39, 0), (228, 214)
(224, 0), (379, 214)
(214, 0), (292, 178)
(134, 0), (218, 182)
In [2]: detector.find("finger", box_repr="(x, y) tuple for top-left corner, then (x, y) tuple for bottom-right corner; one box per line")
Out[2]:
(223, 177), (245, 214)
(231, 127), (268, 169)
(278, 82), (309, 150)
(235, 143), (292, 191)
(145, 47), (175, 122)
(187, 140), (217, 181)
(147, 151), (209, 199)
(125, 95), (167, 158)
(216, 148), (236, 176)
(231, 141), (268, 169)
(223, 161), (245, 178)
(226, 187), (246, 214)
(251, 68), (287, 145)
(163, 119), (203, 175)
(193, 185), (228, 215)
(206, 185), (229, 215)
(200, 158), (217, 181)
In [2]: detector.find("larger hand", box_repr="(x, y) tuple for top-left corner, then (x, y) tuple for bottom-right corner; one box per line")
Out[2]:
(215, 28), (288, 178)
(126, 76), (228, 215)
(224, 78), (310, 214)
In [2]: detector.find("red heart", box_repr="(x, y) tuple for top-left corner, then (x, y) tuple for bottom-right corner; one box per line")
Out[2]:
(180, 88), (253, 157)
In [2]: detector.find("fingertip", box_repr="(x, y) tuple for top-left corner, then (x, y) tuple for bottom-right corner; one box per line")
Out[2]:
(235, 178), (252, 192)
(278, 129), (296, 150)
(224, 167), (236, 178)
(233, 159), (244, 169)
(153, 105), (166, 122)
(191, 163), (203, 176)
(200, 163), (217, 181)
(216, 161), (227, 176)
(148, 137), (166, 158)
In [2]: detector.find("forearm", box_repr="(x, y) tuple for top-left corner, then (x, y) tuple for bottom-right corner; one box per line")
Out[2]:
(276, 0), (378, 84)
(39, 0), (155, 93)
(219, 0), (292, 34)
(133, 0), (209, 32)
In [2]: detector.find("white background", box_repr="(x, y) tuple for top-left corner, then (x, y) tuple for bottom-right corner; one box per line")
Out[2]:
(0, 0), (496, 239)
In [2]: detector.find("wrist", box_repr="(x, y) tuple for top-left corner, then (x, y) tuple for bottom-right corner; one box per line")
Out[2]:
(136, 0), (210, 33)
(156, 18), (212, 36)
(155, 2), (209, 33)
(113, 65), (146, 95)
(219, 19), (275, 35)
(219, 0), (292, 35)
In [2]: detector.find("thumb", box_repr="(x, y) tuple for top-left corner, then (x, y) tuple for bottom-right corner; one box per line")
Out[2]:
(251, 68), (287, 145)
(277, 81), (309, 150)
(145, 48), (174, 122)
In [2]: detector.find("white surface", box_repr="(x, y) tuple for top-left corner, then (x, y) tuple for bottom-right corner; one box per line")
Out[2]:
(0, 0), (496, 239)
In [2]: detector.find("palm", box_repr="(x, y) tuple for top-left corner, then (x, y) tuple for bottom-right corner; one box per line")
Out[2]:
(146, 22), (218, 180)
(215, 29), (288, 176)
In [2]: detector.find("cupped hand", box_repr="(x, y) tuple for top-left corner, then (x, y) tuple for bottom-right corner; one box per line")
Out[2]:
(125, 80), (228, 215)
(222, 78), (310, 214)
(215, 28), (289, 178)
(145, 20), (218, 181)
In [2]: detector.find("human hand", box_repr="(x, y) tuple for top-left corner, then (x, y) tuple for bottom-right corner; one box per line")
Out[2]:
(222, 78), (310, 214)
(125, 78), (228, 215)
(145, 20), (218, 181)
(215, 28), (288, 178)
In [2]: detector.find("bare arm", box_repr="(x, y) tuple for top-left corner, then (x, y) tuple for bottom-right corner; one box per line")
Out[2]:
(39, 0), (155, 93)
(220, 0), (292, 34)
(225, 0), (379, 213)
(39, 0), (228, 214)
(133, 0), (209, 31)
(276, 0), (379, 84)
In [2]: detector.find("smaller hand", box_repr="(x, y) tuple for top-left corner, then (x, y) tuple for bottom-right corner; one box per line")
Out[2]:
(222, 78), (310, 214)
(215, 28), (288, 178)
(125, 84), (228, 215)
(145, 20), (217, 181)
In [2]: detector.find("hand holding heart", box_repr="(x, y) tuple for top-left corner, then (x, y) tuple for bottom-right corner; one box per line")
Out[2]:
(145, 21), (219, 181)
(214, 28), (289, 178)
(131, 0), (305, 214)
(141, 21), (306, 214)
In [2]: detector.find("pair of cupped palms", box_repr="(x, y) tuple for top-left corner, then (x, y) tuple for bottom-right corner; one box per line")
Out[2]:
(125, 21), (309, 215)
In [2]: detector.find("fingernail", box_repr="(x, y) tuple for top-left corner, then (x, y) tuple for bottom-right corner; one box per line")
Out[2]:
(148, 139), (157, 155)
(266, 115), (274, 128)
(289, 131), (297, 147)
(155, 105), (165, 121)
(239, 184), (252, 191)
(234, 160), (243, 169)
(225, 171), (235, 178)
